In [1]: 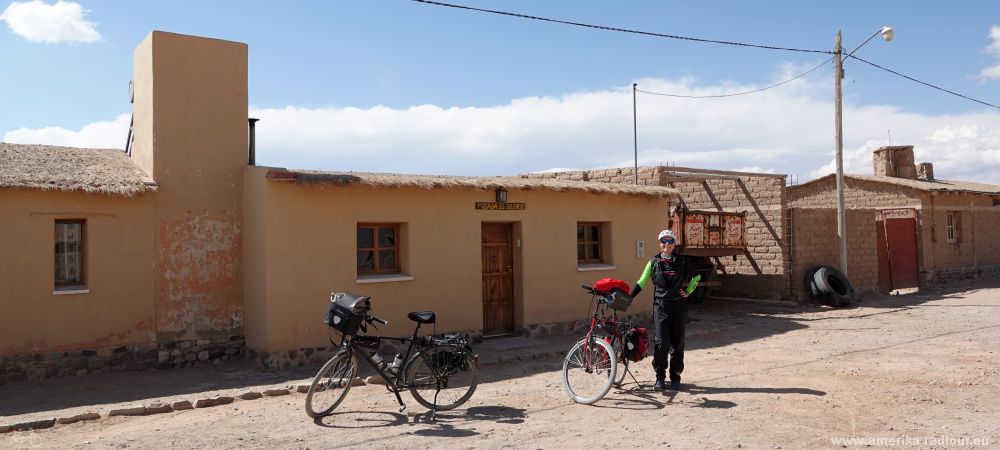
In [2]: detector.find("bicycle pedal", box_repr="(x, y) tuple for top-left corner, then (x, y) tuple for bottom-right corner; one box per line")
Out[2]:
(399, 404), (406, 413)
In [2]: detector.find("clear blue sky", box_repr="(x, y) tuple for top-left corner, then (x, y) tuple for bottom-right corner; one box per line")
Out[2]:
(2, 1), (999, 181)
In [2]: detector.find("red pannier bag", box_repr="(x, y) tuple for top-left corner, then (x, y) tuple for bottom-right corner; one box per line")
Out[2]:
(622, 327), (649, 362)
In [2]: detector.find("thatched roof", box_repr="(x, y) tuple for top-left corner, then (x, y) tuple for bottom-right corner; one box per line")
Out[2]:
(0, 142), (156, 196)
(266, 169), (678, 199)
(794, 173), (1000, 195)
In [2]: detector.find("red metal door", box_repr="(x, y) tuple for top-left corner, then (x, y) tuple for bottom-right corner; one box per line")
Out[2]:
(877, 209), (919, 290)
(482, 223), (514, 335)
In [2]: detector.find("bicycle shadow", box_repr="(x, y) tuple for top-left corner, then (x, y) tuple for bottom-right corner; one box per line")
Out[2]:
(312, 404), (526, 435)
(412, 405), (527, 425)
(313, 410), (408, 428)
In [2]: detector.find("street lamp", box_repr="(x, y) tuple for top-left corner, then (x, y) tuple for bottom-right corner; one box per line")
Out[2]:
(834, 26), (893, 276)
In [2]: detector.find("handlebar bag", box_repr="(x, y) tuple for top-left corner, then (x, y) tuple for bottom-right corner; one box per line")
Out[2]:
(325, 292), (371, 335)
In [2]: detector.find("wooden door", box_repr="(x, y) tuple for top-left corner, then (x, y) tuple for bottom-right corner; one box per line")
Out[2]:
(482, 223), (514, 335)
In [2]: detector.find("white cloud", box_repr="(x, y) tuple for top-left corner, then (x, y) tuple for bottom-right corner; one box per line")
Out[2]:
(977, 25), (1000, 82)
(0, 0), (100, 44)
(2, 113), (128, 148)
(3, 71), (999, 186)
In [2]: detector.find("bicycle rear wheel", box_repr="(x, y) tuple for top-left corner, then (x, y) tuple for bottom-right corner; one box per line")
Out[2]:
(407, 346), (478, 411)
(562, 337), (616, 404)
(305, 350), (357, 418)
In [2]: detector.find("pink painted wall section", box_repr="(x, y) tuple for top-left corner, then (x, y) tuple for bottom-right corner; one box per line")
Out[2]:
(156, 210), (243, 340)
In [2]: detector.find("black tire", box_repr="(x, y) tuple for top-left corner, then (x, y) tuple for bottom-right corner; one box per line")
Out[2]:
(305, 350), (357, 418)
(804, 266), (826, 301)
(407, 346), (478, 411)
(813, 266), (857, 307)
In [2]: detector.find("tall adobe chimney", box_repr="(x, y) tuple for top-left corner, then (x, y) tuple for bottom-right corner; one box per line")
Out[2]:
(872, 145), (917, 179)
(129, 31), (248, 342)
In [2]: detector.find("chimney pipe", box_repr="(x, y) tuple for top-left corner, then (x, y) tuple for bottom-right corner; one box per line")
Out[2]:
(248, 118), (259, 165)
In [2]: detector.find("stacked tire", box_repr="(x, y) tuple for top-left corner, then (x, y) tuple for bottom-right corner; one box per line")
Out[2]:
(805, 265), (857, 307)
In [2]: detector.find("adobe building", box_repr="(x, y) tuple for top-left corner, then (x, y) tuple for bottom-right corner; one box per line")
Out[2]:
(787, 145), (1000, 299)
(0, 31), (677, 381)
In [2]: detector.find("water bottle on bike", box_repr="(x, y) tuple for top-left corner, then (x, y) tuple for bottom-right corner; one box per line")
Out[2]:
(369, 351), (388, 371)
(387, 354), (404, 376)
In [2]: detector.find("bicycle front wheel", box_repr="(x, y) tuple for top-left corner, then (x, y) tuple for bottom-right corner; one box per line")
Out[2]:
(562, 337), (616, 404)
(305, 350), (358, 418)
(611, 337), (628, 388)
(407, 346), (478, 411)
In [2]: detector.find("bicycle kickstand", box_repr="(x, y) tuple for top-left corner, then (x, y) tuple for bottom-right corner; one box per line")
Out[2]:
(430, 388), (441, 422)
(392, 390), (407, 413)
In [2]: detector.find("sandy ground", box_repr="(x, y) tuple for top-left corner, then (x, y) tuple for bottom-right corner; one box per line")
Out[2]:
(5, 283), (1000, 449)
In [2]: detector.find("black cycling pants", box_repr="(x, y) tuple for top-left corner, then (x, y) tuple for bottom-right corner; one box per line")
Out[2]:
(652, 299), (688, 381)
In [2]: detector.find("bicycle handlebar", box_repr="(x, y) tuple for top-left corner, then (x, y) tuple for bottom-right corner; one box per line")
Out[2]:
(581, 285), (614, 304)
(368, 315), (388, 326)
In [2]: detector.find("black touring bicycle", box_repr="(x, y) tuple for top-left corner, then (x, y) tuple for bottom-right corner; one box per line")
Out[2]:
(305, 292), (479, 420)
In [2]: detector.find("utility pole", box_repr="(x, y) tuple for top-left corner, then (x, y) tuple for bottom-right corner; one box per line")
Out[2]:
(633, 83), (639, 185)
(834, 31), (848, 276)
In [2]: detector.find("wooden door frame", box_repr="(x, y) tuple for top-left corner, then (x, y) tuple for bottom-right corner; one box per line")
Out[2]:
(481, 222), (517, 336)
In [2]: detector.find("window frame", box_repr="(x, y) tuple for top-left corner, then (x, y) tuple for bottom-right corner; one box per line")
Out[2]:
(357, 223), (401, 276)
(54, 219), (87, 289)
(945, 212), (956, 243)
(576, 222), (604, 264)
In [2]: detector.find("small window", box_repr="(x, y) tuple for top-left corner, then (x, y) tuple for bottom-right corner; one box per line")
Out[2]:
(946, 212), (959, 243)
(357, 224), (400, 275)
(577, 222), (603, 264)
(55, 220), (86, 288)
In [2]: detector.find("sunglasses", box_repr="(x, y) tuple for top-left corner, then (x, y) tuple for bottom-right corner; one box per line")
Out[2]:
(659, 238), (675, 244)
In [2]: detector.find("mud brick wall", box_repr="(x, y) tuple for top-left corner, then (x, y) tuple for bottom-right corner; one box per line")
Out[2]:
(790, 208), (878, 302)
(788, 177), (922, 210)
(519, 166), (663, 186)
(659, 174), (788, 299)
(919, 192), (1000, 286)
(525, 167), (790, 299)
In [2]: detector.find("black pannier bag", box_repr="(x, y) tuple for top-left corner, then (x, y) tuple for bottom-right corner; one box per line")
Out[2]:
(324, 292), (371, 335)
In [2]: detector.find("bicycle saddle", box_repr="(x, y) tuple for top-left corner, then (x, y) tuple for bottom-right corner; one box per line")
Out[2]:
(407, 311), (436, 324)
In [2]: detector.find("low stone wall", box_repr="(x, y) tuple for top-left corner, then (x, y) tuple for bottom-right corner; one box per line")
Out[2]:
(1, 336), (245, 385)
(922, 265), (1000, 287)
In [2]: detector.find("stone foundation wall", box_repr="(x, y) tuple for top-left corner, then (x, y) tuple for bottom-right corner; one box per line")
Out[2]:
(922, 265), (1000, 287)
(0, 336), (245, 385)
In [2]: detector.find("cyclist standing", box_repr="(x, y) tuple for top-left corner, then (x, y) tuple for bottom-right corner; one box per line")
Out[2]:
(629, 229), (691, 391)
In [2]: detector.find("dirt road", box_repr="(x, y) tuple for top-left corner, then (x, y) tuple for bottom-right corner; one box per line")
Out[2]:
(9, 284), (1000, 449)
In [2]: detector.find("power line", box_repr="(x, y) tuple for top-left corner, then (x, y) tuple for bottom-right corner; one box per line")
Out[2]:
(411, 0), (832, 55)
(413, 0), (999, 111)
(637, 57), (833, 98)
(848, 55), (1000, 111)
